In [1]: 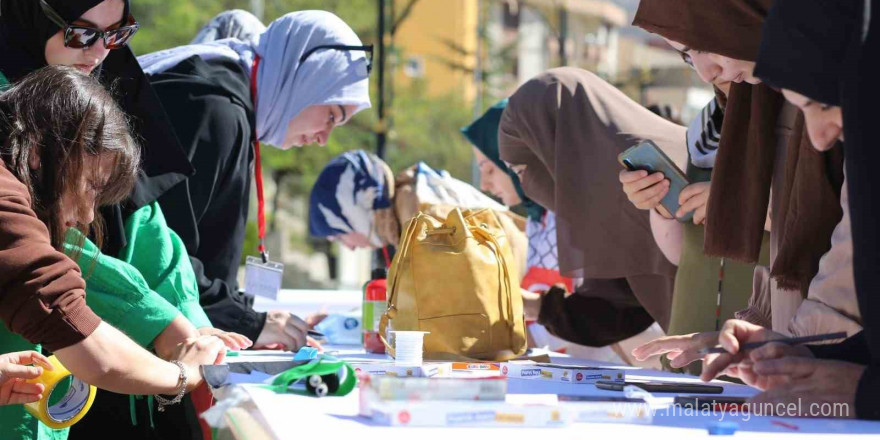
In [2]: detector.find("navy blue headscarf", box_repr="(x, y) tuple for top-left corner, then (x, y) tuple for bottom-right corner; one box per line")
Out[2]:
(755, 0), (860, 106)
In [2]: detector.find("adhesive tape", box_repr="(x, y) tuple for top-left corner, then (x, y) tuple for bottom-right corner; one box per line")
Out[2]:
(24, 355), (96, 429)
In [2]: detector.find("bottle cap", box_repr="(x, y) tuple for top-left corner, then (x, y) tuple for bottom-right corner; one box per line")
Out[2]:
(371, 267), (388, 280)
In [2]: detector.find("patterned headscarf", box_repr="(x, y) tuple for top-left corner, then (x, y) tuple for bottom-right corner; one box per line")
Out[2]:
(309, 150), (392, 247)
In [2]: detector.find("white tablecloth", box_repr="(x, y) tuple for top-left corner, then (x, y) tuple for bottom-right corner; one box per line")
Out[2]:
(252, 289), (361, 318)
(215, 348), (880, 439)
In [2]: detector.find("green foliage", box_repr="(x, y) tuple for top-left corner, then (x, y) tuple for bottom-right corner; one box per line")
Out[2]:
(384, 80), (473, 180)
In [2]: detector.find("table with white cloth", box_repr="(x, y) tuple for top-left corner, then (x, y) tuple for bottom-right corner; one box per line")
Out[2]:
(208, 290), (880, 439)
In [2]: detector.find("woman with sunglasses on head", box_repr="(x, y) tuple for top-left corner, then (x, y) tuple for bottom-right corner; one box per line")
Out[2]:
(0, 66), (227, 440)
(136, 11), (371, 354)
(0, 1), (251, 438)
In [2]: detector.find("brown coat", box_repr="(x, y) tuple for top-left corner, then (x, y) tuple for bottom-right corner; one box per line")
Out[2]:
(498, 68), (681, 331)
(0, 161), (101, 351)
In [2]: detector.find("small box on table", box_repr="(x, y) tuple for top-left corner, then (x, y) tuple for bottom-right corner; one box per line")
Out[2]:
(502, 361), (625, 384)
(350, 362), (450, 378)
(358, 375), (507, 417)
(370, 401), (568, 427)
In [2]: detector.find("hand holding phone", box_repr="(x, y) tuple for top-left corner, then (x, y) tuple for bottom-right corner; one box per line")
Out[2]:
(618, 141), (693, 223)
(619, 169), (672, 214)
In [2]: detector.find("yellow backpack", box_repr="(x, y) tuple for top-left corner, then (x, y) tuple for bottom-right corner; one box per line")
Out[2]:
(380, 208), (527, 361)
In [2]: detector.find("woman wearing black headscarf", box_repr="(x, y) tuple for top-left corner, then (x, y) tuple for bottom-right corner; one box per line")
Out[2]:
(702, 0), (880, 420)
(0, 1), (249, 438)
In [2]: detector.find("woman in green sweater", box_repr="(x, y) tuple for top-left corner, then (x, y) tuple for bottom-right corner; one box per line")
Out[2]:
(0, 1), (250, 439)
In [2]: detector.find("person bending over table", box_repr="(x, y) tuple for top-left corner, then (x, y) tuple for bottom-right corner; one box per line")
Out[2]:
(0, 65), (226, 440)
(308, 149), (528, 275)
(464, 100), (663, 367)
(498, 67), (681, 353)
(700, 0), (879, 421)
(138, 10), (372, 351)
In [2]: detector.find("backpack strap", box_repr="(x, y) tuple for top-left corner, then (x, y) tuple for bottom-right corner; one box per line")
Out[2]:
(379, 214), (423, 357)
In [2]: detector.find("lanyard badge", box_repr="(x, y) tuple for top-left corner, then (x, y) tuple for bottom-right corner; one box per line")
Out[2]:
(244, 55), (284, 300)
(245, 255), (283, 300)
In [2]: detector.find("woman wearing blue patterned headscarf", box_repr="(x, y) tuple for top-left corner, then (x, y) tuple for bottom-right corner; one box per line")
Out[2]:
(309, 149), (527, 269)
(309, 150), (393, 249)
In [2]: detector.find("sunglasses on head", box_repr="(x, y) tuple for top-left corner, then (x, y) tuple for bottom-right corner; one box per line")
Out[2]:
(299, 44), (374, 75)
(39, 0), (139, 50)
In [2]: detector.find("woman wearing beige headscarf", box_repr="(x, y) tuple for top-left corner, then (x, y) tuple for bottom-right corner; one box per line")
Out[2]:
(629, 0), (858, 376)
(499, 67), (684, 361)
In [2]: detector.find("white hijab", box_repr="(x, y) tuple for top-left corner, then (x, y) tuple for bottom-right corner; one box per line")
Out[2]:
(190, 9), (266, 45)
(139, 10), (371, 148)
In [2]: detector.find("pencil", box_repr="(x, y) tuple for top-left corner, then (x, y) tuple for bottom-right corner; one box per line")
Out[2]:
(699, 331), (848, 355)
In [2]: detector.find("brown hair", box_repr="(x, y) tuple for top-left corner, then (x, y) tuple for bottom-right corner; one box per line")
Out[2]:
(0, 65), (141, 252)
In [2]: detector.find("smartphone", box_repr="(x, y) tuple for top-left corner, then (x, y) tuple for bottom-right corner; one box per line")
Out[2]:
(618, 140), (693, 223)
(674, 395), (748, 411)
(595, 380), (723, 394)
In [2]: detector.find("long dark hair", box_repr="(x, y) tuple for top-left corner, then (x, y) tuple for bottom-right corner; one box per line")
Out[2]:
(0, 65), (141, 251)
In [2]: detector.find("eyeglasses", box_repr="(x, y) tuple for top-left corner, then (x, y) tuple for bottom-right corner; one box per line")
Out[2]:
(299, 44), (374, 75)
(678, 51), (695, 70)
(40, 0), (139, 50)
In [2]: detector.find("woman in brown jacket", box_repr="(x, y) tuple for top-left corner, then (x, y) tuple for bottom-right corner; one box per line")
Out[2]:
(0, 66), (226, 433)
(499, 67), (682, 349)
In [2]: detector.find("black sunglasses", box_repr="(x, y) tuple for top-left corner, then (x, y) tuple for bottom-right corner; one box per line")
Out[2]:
(40, 0), (139, 50)
(299, 44), (374, 75)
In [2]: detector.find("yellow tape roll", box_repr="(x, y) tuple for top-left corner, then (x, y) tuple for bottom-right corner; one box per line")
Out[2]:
(24, 355), (96, 429)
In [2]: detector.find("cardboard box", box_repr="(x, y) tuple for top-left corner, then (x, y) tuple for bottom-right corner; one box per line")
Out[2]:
(558, 396), (653, 424)
(350, 362), (450, 378)
(358, 375), (507, 417)
(502, 361), (625, 384)
(369, 401), (569, 427)
(451, 362), (501, 372)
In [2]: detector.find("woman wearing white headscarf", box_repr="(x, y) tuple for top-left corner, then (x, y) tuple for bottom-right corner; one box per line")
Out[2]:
(191, 9), (266, 45)
(136, 11), (371, 351)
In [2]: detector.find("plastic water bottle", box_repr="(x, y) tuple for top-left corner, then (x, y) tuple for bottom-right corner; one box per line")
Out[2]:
(362, 268), (387, 354)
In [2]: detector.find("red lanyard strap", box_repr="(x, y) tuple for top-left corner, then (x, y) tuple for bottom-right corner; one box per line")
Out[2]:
(250, 55), (268, 262)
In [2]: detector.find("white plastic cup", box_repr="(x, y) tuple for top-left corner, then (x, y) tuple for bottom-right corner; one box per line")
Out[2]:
(391, 331), (429, 366)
